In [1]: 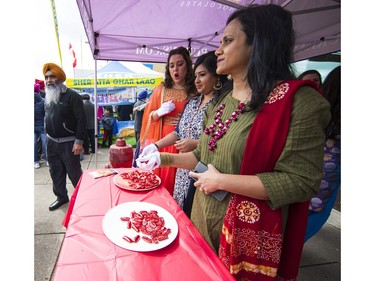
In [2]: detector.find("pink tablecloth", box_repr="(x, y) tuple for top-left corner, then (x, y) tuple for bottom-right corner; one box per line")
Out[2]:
(54, 169), (234, 281)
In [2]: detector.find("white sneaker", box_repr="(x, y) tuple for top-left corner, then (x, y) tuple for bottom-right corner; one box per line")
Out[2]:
(46, 162), (49, 167)
(34, 162), (40, 169)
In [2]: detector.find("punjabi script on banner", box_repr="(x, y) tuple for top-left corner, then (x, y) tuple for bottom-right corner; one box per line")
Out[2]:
(75, 87), (137, 106)
(66, 77), (163, 88)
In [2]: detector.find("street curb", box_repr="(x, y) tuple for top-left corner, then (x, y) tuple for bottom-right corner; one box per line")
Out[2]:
(327, 209), (341, 229)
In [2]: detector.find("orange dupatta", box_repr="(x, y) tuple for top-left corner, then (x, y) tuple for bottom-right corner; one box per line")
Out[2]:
(139, 83), (188, 195)
(140, 84), (164, 151)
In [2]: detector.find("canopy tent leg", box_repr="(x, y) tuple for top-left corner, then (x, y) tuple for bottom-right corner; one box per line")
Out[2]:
(94, 59), (98, 168)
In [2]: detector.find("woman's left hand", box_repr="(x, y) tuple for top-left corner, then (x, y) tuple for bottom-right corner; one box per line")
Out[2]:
(189, 164), (221, 195)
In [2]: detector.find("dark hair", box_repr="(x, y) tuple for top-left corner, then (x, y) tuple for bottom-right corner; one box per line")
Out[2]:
(164, 46), (196, 95)
(298, 70), (322, 86)
(81, 94), (90, 100)
(105, 106), (113, 115)
(322, 66), (340, 138)
(193, 51), (228, 102)
(223, 4), (295, 110)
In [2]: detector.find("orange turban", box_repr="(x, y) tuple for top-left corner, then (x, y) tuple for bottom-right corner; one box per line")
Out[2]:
(42, 63), (66, 82)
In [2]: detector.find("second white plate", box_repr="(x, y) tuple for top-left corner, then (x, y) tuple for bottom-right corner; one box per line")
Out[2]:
(102, 202), (178, 252)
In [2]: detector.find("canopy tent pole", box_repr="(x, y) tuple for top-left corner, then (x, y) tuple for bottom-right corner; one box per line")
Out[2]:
(94, 59), (98, 168)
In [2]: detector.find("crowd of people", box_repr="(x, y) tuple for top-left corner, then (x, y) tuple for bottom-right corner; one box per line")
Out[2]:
(35, 4), (340, 280)
(34, 83), (48, 169)
(305, 66), (341, 242)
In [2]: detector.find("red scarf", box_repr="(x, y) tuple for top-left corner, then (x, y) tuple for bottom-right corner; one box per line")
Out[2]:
(218, 80), (318, 280)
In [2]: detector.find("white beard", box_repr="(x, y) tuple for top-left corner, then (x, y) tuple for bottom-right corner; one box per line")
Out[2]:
(45, 83), (63, 106)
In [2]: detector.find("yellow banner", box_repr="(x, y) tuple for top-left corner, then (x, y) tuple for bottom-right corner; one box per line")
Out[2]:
(66, 77), (163, 88)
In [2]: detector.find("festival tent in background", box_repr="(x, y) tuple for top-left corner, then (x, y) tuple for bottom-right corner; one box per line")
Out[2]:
(66, 61), (163, 141)
(67, 61), (164, 106)
(76, 0), (340, 63)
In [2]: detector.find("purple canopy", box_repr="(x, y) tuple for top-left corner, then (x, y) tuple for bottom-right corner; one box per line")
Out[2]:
(76, 0), (340, 63)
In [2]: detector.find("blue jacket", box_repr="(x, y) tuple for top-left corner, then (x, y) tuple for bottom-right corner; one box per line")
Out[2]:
(101, 113), (116, 131)
(34, 93), (45, 128)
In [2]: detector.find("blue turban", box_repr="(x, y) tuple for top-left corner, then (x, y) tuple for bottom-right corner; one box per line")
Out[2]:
(137, 90), (148, 99)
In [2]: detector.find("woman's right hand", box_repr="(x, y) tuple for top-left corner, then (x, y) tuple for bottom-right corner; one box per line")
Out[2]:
(136, 152), (161, 170)
(156, 100), (176, 116)
(139, 143), (158, 158)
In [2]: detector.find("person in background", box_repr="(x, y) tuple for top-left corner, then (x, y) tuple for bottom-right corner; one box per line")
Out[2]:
(132, 90), (148, 143)
(43, 63), (87, 211)
(305, 66), (341, 241)
(117, 103), (134, 121)
(35, 79), (46, 98)
(82, 94), (96, 154)
(97, 105), (104, 120)
(137, 5), (331, 280)
(137, 46), (196, 195)
(34, 83), (48, 169)
(140, 51), (228, 214)
(298, 69), (323, 90)
(101, 106), (117, 148)
(35, 79), (46, 159)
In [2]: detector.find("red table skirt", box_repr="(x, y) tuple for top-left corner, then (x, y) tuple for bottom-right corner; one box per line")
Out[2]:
(54, 169), (234, 281)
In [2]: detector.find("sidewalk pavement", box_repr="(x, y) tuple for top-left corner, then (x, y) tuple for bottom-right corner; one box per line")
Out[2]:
(34, 148), (341, 281)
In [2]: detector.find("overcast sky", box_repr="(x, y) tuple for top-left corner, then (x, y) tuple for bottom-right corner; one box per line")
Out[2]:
(31, 1), (346, 79)
(33, 0), (105, 79)
(0, 3), (107, 268)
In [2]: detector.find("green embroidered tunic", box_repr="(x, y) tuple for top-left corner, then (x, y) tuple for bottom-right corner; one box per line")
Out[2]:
(191, 86), (331, 252)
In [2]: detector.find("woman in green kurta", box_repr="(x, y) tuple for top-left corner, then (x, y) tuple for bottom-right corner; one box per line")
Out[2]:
(190, 86), (330, 252)
(137, 4), (331, 281)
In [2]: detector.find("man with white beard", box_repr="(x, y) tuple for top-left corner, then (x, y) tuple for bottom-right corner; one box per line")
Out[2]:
(43, 63), (87, 211)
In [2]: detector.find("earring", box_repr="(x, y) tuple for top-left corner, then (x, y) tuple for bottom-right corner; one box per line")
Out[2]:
(213, 79), (222, 90)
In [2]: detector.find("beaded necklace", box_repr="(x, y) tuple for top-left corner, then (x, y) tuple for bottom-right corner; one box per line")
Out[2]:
(204, 94), (251, 151)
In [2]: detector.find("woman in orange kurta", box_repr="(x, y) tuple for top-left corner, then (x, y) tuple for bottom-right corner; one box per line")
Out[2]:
(139, 47), (196, 195)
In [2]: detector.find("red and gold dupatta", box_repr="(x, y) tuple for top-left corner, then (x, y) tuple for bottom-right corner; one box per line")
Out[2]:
(219, 80), (318, 281)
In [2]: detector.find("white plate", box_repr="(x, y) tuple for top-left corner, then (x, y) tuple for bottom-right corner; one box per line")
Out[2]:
(102, 202), (178, 252)
(113, 169), (161, 191)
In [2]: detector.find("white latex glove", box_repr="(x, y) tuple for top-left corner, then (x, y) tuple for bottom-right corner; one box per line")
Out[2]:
(136, 152), (161, 170)
(139, 143), (158, 158)
(156, 100), (176, 117)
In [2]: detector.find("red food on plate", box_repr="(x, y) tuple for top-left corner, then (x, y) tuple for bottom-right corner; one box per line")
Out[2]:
(114, 169), (161, 191)
(120, 210), (171, 244)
